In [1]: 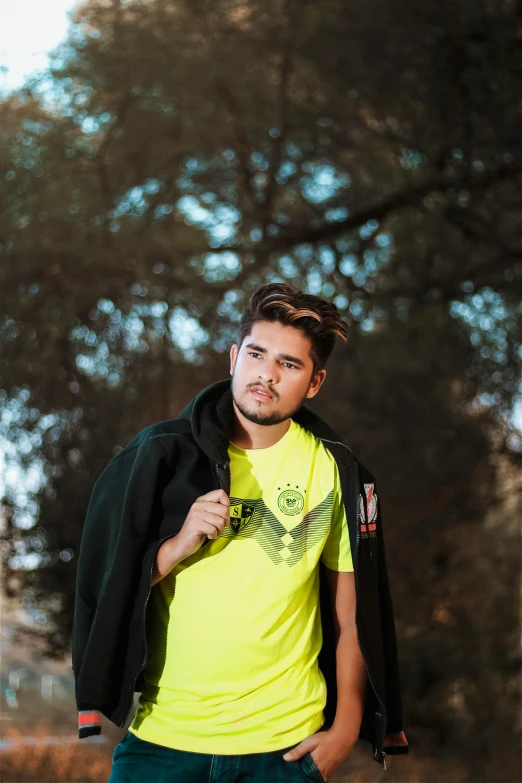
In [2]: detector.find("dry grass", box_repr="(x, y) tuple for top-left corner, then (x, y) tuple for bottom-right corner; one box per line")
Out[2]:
(0, 718), (113, 783)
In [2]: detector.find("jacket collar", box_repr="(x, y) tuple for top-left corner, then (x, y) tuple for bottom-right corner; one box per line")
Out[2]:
(179, 378), (350, 465)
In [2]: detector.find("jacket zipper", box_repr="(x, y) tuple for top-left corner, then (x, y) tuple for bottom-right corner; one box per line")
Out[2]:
(119, 532), (177, 728)
(214, 461), (229, 489)
(318, 436), (387, 768)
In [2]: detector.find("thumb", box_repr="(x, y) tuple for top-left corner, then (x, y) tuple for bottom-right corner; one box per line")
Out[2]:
(282, 738), (314, 762)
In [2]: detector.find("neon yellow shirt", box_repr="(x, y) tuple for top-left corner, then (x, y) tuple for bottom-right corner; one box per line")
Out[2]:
(129, 418), (353, 753)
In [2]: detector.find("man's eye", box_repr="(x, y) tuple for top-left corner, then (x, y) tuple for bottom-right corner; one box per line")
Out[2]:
(248, 352), (296, 369)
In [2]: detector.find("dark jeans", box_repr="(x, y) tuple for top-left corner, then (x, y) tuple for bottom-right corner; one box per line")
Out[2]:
(108, 730), (326, 783)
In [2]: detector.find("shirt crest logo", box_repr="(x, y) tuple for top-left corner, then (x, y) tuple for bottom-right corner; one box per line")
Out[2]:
(229, 500), (255, 533)
(359, 483), (377, 538)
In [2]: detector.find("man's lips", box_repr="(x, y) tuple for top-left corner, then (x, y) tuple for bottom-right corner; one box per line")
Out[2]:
(250, 387), (273, 401)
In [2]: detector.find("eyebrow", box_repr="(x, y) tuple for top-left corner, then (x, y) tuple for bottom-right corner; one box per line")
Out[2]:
(244, 342), (307, 369)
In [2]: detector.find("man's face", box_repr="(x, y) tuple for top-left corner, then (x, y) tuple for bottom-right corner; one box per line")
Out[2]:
(229, 320), (326, 426)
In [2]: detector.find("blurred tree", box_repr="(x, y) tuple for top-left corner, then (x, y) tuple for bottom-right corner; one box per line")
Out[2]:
(0, 0), (520, 776)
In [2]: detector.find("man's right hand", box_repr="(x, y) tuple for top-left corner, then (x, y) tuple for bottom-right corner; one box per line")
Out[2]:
(151, 490), (230, 587)
(172, 488), (231, 561)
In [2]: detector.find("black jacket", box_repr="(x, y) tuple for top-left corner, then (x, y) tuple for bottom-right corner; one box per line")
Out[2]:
(72, 378), (409, 765)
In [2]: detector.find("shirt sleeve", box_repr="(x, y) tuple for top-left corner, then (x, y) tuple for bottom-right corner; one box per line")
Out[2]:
(320, 464), (354, 571)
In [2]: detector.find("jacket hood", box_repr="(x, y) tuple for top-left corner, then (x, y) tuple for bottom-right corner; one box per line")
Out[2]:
(179, 377), (350, 465)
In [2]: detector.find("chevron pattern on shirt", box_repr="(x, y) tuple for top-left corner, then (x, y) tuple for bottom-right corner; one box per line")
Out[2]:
(220, 490), (334, 566)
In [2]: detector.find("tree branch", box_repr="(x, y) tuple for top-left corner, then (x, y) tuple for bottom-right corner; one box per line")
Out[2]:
(270, 163), (521, 250)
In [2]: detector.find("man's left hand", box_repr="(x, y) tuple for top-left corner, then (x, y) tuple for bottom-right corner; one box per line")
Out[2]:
(282, 728), (357, 781)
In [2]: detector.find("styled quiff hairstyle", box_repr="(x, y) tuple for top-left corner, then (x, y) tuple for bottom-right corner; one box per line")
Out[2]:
(237, 283), (349, 377)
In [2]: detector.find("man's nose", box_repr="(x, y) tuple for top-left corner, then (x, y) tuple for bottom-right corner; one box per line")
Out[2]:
(258, 362), (279, 384)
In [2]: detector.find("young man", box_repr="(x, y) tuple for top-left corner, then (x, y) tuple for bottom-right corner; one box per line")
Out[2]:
(73, 283), (408, 782)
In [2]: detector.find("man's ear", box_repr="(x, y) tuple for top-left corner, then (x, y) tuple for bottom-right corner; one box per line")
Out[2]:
(305, 368), (327, 398)
(230, 343), (237, 374)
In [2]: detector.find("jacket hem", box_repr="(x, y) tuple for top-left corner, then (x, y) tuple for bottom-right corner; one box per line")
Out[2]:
(78, 710), (102, 739)
(384, 730), (409, 754)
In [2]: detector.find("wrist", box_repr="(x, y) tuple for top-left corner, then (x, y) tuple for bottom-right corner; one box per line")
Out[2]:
(162, 535), (186, 565)
(152, 536), (185, 587)
(327, 723), (359, 751)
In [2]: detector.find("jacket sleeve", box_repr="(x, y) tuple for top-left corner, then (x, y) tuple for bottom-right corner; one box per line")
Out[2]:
(375, 484), (409, 755)
(72, 436), (170, 738)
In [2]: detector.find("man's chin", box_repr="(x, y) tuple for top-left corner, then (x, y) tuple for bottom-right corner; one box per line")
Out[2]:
(235, 397), (287, 426)
(241, 407), (283, 426)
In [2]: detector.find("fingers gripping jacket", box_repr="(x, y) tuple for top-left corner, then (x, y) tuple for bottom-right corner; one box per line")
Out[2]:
(78, 710), (102, 738)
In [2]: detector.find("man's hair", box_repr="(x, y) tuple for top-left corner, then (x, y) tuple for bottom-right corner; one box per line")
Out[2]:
(237, 283), (349, 376)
